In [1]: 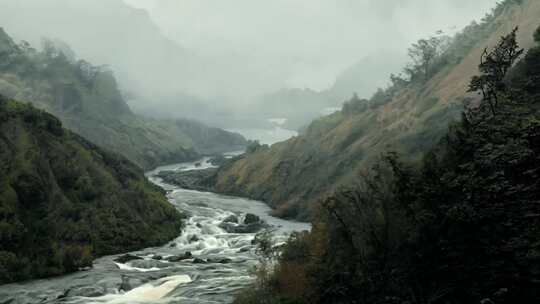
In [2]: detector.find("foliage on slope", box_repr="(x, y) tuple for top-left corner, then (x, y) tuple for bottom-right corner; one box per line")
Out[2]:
(0, 96), (184, 284)
(0, 28), (246, 170)
(210, 0), (540, 220)
(235, 24), (540, 304)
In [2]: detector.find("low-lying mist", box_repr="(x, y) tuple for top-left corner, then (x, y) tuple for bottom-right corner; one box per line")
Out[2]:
(0, 0), (497, 129)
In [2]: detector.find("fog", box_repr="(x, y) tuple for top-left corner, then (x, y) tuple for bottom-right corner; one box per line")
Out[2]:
(0, 0), (497, 128)
(127, 0), (497, 90)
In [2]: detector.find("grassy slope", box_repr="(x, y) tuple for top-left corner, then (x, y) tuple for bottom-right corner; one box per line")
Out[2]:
(211, 0), (540, 220)
(0, 96), (184, 283)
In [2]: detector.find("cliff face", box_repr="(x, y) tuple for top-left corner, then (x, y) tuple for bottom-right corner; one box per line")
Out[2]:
(210, 0), (540, 220)
(0, 96), (184, 284)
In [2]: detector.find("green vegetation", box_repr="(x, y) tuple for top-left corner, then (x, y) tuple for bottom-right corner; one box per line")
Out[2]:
(0, 96), (184, 284)
(209, 0), (538, 221)
(235, 25), (540, 304)
(0, 28), (246, 170)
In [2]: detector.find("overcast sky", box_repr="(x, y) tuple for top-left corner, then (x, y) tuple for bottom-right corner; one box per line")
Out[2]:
(124, 0), (498, 90)
(0, 0), (501, 127)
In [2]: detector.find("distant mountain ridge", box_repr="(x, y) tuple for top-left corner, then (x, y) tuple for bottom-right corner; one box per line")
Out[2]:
(0, 28), (247, 169)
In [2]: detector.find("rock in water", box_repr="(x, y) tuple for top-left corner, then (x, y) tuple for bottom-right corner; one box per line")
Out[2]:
(218, 213), (266, 234)
(244, 213), (261, 224)
(218, 222), (264, 234)
(120, 275), (147, 292)
(223, 215), (239, 223)
(188, 235), (199, 243)
(64, 286), (105, 297)
(114, 254), (143, 264)
(166, 252), (193, 262)
(129, 259), (170, 269)
(192, 258), (207, 264)
(207, 257), (233, 264)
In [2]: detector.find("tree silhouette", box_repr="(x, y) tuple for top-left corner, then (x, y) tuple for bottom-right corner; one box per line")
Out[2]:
(468, 27), (524, 115)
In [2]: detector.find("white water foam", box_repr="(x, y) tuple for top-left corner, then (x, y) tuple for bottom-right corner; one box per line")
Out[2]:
(85, 275), (192, 304)
(114, 263), (164, 273)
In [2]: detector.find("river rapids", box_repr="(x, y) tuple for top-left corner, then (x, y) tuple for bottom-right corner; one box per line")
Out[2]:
(0, 157), (310, 304)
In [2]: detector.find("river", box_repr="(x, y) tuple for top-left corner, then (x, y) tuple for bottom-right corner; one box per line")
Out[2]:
(0, 157), (310, 304)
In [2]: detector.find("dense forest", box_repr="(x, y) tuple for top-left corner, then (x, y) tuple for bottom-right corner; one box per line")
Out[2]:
(234, 25), (540, 304)
(0, 97), (184, 284)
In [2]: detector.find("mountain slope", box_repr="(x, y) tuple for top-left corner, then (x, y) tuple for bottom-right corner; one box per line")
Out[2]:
(207, 0), (540, 220)
(0, 28), (246, 169)
(0, 0), (193, 101)
(0, 96), (184, 284)
(235, 24), (540, 304)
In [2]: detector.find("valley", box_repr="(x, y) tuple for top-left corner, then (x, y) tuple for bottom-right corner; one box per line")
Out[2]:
(1, 0), (539, 303)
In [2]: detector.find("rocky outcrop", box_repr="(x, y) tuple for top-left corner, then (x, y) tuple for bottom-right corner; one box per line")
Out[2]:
(218, 213), (267, 234)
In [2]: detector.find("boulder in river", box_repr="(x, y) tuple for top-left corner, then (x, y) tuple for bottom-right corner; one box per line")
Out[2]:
(166, 252), (193, 262)
(223, 215), (239, 223)
(152, 255), (163, 260)
(119, 275), (146, 292)
(238, 246), (251, 253)
(218, 213), (266, 233)
(64, 286), (106, 298)
(188, 235), (199, 243)
(192, 258), (207, 264)
(129, 259), (170, 269)
(206, 257), (233, 264)
(243, 213), (261, 224)
(114, 254), (143, 264)
(219, 222), (265, 234)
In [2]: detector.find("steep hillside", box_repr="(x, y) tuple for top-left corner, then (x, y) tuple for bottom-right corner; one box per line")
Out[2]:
(0, 28), (246, 169)
(235, 25), (540, 304)
(0, 96), (184, 284)
(208, 0), (540, 220)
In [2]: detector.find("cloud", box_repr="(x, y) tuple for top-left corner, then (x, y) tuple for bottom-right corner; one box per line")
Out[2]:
(126, 0), (497, 90)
